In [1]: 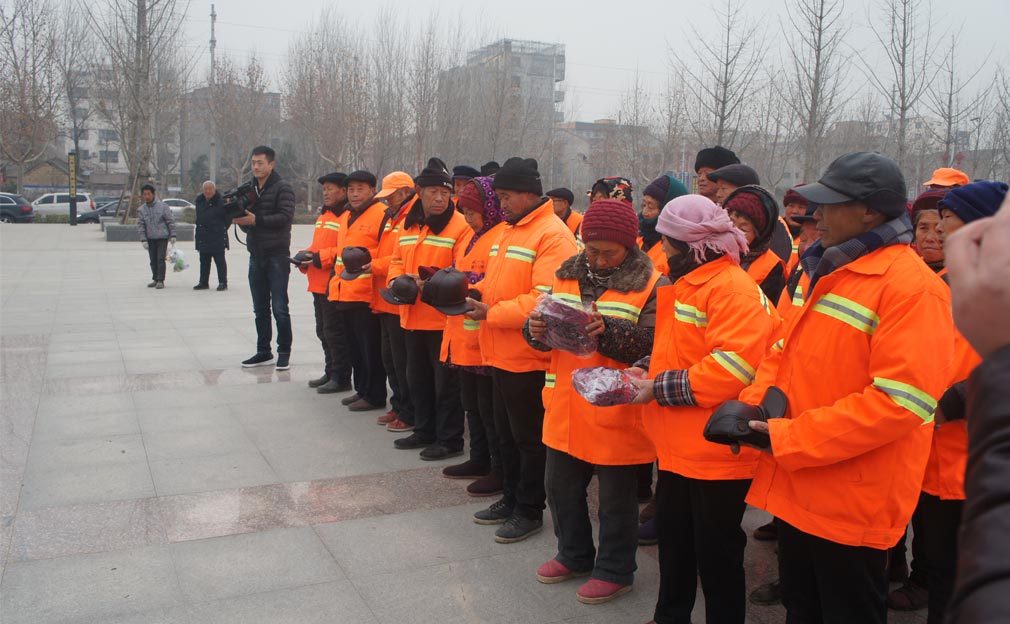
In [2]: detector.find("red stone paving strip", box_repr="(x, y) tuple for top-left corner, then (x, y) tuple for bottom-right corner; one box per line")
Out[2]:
(10, 466), (473, 562)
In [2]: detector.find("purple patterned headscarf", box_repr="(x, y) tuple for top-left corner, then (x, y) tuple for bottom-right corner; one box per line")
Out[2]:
(464, 176), (505, 255)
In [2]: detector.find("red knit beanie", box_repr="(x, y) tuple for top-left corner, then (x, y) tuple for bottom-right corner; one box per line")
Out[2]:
(456, 181), (484, 214)
(581, 199), (639, 249)
(724, 192), (767, 233)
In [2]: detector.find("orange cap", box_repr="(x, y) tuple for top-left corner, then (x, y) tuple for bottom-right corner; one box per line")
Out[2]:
(923, 167), (969, 188)
(375, 171), (415, 198)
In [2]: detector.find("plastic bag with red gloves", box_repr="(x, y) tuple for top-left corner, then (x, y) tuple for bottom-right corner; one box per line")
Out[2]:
(533, 294), (598, 357)
(572, 366), (639, 406)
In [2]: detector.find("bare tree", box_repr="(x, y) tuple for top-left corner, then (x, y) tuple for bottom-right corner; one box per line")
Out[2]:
(740, 74), (794, 191)
(406, 16), (445, 171)
(783, 0), (849, 181)
(57, 0), (99, 179)
(674, 0), (766, 147)
(923, 32), (993, 168)
(369, 9), (410, 174)
(612, 71), (658, 186)
(0, 0), (60, 194)
(865, 0), (935, 171)
(87, 0), (190, 215)
(211, 54), (273, 188)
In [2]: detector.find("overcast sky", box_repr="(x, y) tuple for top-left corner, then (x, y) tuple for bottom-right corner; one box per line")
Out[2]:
(181, 0), (1009, 121)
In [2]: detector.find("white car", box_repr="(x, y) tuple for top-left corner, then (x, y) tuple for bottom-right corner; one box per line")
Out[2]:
(162, 198), (195, 218)
(31, 192), (95, 216)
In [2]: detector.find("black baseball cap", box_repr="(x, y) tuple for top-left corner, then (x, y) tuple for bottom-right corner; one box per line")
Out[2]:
(339, 246), (371, 280)
(317, 172), (348, 187)
(420, 268), (472, 316)
(380, 275), (419, 305)
(796, 152), (907, 217)
(546, 187), (575, 205)
(706, 164), (760, 187)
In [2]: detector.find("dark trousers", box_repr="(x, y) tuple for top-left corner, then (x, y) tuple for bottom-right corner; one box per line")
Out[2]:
(890, 498), (928, 587)
(546, 447), (639, 585)
(342, 304), (386, 406)
(778, 520), (888, 624)
(405, 330), (462, 447)
(198, 250), (227, 285)
(379, 313), (412, 424)
(637, 462), (655, 499)
(313, 294), (351, 384)
(147, 238), (168, 281)
(491, 368), (546, 521)
(248, 255), (291, 355)
(919, 492), (963, 624)
(654, 470), (750, 624)
(460, 370), (497, 470)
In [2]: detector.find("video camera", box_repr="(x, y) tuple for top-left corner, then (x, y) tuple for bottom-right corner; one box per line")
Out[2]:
(221, 181), (257, 220)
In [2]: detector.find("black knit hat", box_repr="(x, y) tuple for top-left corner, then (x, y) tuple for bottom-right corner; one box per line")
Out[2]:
(317, 172), (348, 187)
(415, 158), (453, 190)
(694, 146), (740, 173)
(546, 187), (575, 204)
(452, 165), (480, 180)
(492, 157), (543, 195)
(481, 161), (501, 176)
(346, 170), (377, 187)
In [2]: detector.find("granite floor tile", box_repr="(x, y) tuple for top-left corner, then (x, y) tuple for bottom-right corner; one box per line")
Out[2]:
(0, 545), (183, 624)
(11, 498), (167, 562)
(37, 392), (135, 418)
(142, 423), (258, 461)
(148, 451), (280, 496)
(136, 407), (236, 434)
(25, 434), (147, 471)
(19, 461), (156, 510)
(32, 409), (140, 441)
(45, 361), (128, 379)
(45, 349), (123, 366)
(124, 358), (202, 375)
(168, 527), (344, 603)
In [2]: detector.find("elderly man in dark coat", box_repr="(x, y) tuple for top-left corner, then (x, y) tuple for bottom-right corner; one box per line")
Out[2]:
(194, 180), (229, 290)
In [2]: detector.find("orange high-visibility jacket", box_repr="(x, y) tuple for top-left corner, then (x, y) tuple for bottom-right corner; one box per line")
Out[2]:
(741, 244), (954, 549)
(644, 256), (780, 480)
(440, 221), (506, 367)
(371, 196), (416, 315)
(542, 272), (661, 466)
(747, 249), (785, 286)
(776, 269), (810, 327)
(387, 208), (470, 331)
(327, 200), (385, 304)
(787, 235), (801, 274)
(635, 237), (669, 276)
(300, 209), (342, 294)
(564, 210), (583, 237)
(478, 200), (579, 373)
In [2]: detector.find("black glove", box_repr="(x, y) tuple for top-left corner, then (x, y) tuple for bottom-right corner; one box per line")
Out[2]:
(936, 383), (966, 423)
(704, 387), (788, 451)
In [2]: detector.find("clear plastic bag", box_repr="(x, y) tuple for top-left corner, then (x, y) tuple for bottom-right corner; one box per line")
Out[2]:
(168, 247), (189, 272)
(533, 294), (598, 357)
(572, 366), (640, 406)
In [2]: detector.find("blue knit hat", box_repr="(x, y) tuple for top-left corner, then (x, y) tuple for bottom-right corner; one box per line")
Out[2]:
(938, 181), (1008, 224)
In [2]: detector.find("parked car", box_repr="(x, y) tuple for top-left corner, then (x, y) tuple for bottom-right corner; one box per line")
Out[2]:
(0, 193), (34, 223)
(76, 202), (122, 224)
(31, 192), (95, 216)
(162, 198), (195, 218)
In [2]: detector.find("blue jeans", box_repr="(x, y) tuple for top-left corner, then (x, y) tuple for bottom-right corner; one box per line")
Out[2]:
(248, 255), (291, 355)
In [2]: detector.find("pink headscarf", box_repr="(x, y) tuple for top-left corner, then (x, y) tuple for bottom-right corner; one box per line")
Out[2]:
(656, 194), (749, 264)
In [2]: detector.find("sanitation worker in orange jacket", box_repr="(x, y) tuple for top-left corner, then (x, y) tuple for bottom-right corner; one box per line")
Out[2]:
(626, 194), (779, 624)
(524, 199), (666, 606)
(327, 170), (387, 412)
(640, 173), (690, 277)
(295, 172), (351, 394)
(465, 157), (578, 544)
(387, 158), (471, 461)
(714, 152), (955, 624)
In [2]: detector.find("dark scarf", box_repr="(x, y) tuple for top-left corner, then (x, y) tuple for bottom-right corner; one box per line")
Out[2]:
(639, 213), (661, 249)
(506, 198), (548, 225)
(324, 199), (349, 217)
(802, 214), (914, 291)
(665, 238), (723, 282)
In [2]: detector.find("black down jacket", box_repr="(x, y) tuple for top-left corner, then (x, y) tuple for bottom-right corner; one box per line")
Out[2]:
(195, 191), (229, 253)
(242, 171), (295, 257)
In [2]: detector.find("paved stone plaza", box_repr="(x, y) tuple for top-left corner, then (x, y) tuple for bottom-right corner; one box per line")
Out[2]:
(0, 224), (925, 623)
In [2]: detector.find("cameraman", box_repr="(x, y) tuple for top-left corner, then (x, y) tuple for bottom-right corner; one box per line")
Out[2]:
(233, 145), (296, 370)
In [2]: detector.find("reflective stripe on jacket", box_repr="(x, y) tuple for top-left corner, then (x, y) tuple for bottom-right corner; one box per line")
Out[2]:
(327, 200), (385, 304)
(644, 255), (780, 479)
(388, 209), (470, 331)
(302, 210), (341, 294)
(371, 197), (415, 315)
(440, 222), (506, 367)
(542, 272), (660, 466)
(741, 244), (954, 549)
(478, 200), (579, 372)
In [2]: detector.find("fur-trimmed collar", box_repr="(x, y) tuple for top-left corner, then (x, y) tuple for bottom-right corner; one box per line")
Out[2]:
(556, 247), (655, 293)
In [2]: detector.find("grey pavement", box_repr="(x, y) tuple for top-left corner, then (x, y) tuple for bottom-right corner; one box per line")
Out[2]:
(0, 224), (925, 623)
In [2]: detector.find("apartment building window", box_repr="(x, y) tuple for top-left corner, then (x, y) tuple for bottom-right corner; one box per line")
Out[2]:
(99, 129), (119, 142)
(99, 150), (119, 163)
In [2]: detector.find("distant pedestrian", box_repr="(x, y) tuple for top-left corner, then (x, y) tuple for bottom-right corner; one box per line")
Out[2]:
(193, 181), (229, 291)
(137, 184), (176, 290)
